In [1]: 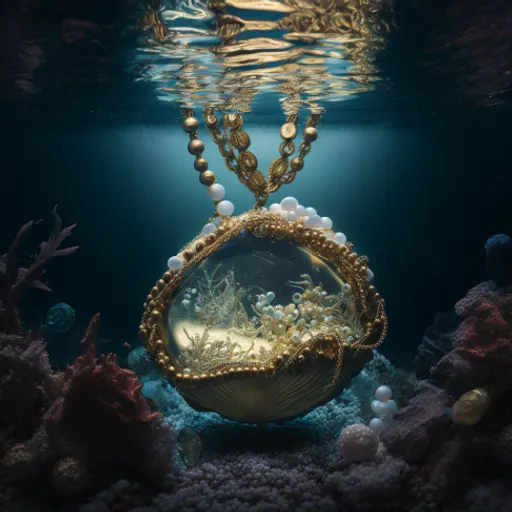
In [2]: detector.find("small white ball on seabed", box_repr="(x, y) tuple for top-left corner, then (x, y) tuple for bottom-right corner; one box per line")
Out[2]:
(375, 385), (393, 402)
(280, 197), (299, 211)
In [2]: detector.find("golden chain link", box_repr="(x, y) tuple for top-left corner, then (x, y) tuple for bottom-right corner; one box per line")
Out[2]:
(202, 109), (321, 207)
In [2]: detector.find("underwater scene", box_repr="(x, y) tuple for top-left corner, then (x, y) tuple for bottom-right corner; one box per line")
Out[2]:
(1, 0), (512, 511)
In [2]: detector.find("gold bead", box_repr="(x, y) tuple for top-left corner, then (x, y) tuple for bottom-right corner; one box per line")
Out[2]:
(138, 327), (147, 338)
(368, 285), (376, 294)
(163, 271), (172, 282)
(195, 241), (205, 252)
(151, 286), (159, 297)
(304, 127), (318, 143)
(188, 139), (204, 155)
(295, 224), (304, 233)
(297, 355), (305, 364)
(155, 339), (164, 348)
(150, 309), (162, 322)
(199, 170), (216, 186)
(194, 157), (208, 172)
(183, 250), (194, 261)
(216, 226), (226, 236)
(290, 157), (304, 172)
(205, 233), (217, 244)
(157, 279), (166, 290)
(182, 117), (199, 133)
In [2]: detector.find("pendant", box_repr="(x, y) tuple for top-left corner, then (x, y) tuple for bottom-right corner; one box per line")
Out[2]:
(140, 202), (386, 424)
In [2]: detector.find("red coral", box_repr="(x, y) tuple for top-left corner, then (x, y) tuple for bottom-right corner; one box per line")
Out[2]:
(0, 206), (78, 334)
(433, 281), (512, 393)
(45, 314), (173, 480)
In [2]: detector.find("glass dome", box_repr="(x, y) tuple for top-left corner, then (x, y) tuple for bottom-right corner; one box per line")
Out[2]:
(141, 210), (386, 424)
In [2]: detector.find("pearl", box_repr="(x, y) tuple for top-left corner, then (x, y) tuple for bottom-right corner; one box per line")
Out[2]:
(201, 223), (217, 236)
(188, 139), (204, 155)
(182, 117), (199, 133)
(367, 268), (375, 281)
(167, 256), (184, 270)
(371, 399), (380, 414)
(207, 183), (225, 201)
(324, 231), (334, 240)
(181, 299), (191, 308)
(304, 126), (318, 142)
(375, 401), (393, 420)
(375, 385), (393, 402)
(266, 291), (275, 303)
(295, 205), (306, 217)
(287, 211), (299, 221)
(319, 217), (333, 230)
(199, 170), (216, 185)
(305, 207), (317, 217)
(334, 232), (347, 245)
(269, 203), (281, 213)
(304, 215), (321, 228)
(194, 157), (208, 172)
(217, 200), (235, 216)
(369, 418), (386, 434)
(280, 196), (299, 211)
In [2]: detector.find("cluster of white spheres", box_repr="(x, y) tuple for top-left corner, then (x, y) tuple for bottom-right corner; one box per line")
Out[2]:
(368, 385), (398, 435)
(269, 197), (374, 281)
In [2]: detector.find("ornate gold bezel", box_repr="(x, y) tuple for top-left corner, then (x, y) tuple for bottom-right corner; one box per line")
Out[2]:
(139, 208), (387, 392)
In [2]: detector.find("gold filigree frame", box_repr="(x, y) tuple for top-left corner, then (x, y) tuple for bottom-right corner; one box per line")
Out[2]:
(139, 209), (387, 396)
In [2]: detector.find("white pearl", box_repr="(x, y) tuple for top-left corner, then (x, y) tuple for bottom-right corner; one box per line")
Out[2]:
(371, 399), (380, 414)
(167, 256), (184, 270)
(207, 183), (225, 201)
(304, 215), (321, 228)
(201, 223), (217, 235)
(375, 385), (393, 402)
(269, 203), (281, 213)
(324, 231), (334, 240)
(305, 207), (317, 217)
(367, 268), (375, 281)
(319, 217), (333, 230)
(334, 232), (347, 245)
(369, 418), (385, 434)
(280, 196), (298, 211)
(295, 205), (306, 217)
(287, 211), (299, 221)
(266, 291), (275, 303)
(217, 200), (234, 216)
(386, 399), (398, 415)
(375, 401), (392, 420)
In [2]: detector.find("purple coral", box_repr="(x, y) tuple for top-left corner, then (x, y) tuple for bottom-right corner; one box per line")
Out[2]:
(0, 206), (78, 333)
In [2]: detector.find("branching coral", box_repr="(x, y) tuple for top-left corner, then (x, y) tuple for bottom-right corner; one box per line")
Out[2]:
(0, 206), (78, 334)
(45, 314), (174, 481)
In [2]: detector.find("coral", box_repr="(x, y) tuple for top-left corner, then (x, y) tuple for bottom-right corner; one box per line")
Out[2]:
(0, 206), (78, 334)
(485, 234), (512, 287)
(52, 456), (89, 493)
(381, 382), (452, 463)
(0, 331), (59, 439)
(44, 314), (174, 481)
(432, 281), (512, 395)
(338, 423), (379, 462)
(1, 442), (40, 483)
(413, 311), (460, 379)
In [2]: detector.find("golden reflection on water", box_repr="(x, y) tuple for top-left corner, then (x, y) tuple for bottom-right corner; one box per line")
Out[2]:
(135, 0), (395, 112)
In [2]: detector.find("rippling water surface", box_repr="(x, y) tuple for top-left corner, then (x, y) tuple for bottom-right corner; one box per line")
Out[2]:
(1, 0), (511, 116)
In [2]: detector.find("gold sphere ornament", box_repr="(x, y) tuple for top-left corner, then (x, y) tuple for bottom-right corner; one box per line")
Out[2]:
(188, 139), (205, 155)
(199, 170), (217, 186)
(304, 127), (319, 143)
(183, 117), (199, 133)
(141, 206), (386, 424)
(194, 157), (209, 172)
